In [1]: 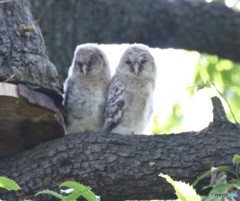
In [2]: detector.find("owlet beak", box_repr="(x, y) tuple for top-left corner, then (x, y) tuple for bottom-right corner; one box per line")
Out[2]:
(133, 64), (140, 76)
(82, 65), (88, 76)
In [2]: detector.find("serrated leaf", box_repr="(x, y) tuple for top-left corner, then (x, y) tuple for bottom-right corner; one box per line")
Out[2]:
(61, 181), (97, 201)
(160, 173), (201, 201)
(60, 181), (90, 192)
(82, 190), (97, 201)
(192, 169), (212, 187)
(35, 189), (65, 199)
(0, 176), (20, 191)
(210, 183), (229, 194)
(233, 154), (240, 164)
(233, 179), (240, 189)
(64, 188), (89, 201)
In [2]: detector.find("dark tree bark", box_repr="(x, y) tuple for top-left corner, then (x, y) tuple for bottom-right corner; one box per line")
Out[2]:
(0, 116), (239, 201)
(0, 0), (65, 158)
(29, 0), (240, 78)
(0, 0), (63, 101)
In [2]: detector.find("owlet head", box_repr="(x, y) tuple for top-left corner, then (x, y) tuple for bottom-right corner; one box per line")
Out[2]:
(69, 44), (109, 78)
(117, 44), (156, 79)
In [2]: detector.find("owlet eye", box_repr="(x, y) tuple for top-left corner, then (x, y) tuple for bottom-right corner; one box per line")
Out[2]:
(76, 61), (83, 67)
(140, 60), (147, 65)
(126, 60), (132, 65)
(89, 56), (98, 66)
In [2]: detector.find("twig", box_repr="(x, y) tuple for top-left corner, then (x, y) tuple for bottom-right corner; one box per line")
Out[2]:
(211, 96), (228, 123)
(2, 74), (16, 83)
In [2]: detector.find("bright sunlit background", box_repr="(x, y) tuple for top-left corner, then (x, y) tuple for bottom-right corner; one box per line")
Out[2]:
(206, 0), (240, 8)
(100, 45), (214, 134)
(99, 0), (240, 134)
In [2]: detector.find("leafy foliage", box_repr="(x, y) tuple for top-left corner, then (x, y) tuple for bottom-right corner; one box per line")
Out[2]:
(160, 173), (201, 201)
(152, 53), (240, 134)
(193, 54), (240, 123)
(193, 154), (240, 200)
(152, 104), (183, 134)
(0, 176), (20, 191)
(36, 181), (98, 201)
(0, 179), (98, 201)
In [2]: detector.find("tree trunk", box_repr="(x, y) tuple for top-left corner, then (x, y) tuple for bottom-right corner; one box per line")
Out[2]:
(29, 0), (240, 78)
(0, 0), (63, 102)
(0, 98), (239, 200)
(0, 1), (65, 158)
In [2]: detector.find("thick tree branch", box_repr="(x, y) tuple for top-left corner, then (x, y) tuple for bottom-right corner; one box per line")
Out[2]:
(0, 119), (239, 200)
(29, 0), (240, 77)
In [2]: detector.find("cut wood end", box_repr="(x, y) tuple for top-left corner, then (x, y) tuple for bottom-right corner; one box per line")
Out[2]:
(0, 82), (18, 97)
(0, 83), (65, 159)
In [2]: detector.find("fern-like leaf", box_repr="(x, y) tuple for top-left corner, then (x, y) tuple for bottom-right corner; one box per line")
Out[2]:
(60, 181), (97, 201)
(35, 189), (65, 199)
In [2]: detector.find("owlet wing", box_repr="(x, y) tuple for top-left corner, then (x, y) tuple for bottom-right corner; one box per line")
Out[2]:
(103, 75), (125, 131)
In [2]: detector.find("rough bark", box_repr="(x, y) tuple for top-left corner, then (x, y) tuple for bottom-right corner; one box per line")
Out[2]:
(0, 0), (65, 159)
(0, 113), (239, 200)
(0, 0), (63, 102)
(29, 0), (240, 78)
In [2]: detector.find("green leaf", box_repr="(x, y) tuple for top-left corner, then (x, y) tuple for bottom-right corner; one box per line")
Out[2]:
(152, 104), (183, 134)
(195, 81), (211, 91)
(82, 190), (97, 201)
(60, 181), (97, 201)
(65, 189), (97, 201)
(60, 181), (90, 192)
(204, 195), (222, 201)
(233, 179), (240, 189)
(35, 189), (65, 200)
(64, 189), (88, 201)
(233, 154), (240, 164)
(0, 176), (20, 191)
(204, 184), (230, 201)
(160, 173), (201, 201)
(192, 166), (231, 187)
(210, 183), (229, 194)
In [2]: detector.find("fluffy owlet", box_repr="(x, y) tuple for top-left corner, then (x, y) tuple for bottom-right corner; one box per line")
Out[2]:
(103, 44), (156, 134)
(63, 44), (110, 134)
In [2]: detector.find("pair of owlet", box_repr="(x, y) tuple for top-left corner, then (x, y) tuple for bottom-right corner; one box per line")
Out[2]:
(63, 43), (156, 135)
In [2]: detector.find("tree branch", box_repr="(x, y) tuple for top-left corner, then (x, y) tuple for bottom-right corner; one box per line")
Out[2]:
(211, 96), (228, 123)
(0, 119), (238, 200)
(29, 0), (240, 77)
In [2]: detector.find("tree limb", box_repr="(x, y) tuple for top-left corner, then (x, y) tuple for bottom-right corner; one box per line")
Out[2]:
(29, 0), (240, 77)
(0, 118), (239, 200)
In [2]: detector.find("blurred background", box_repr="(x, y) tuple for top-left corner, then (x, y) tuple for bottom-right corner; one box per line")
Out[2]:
(29, 0), (240, 134)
